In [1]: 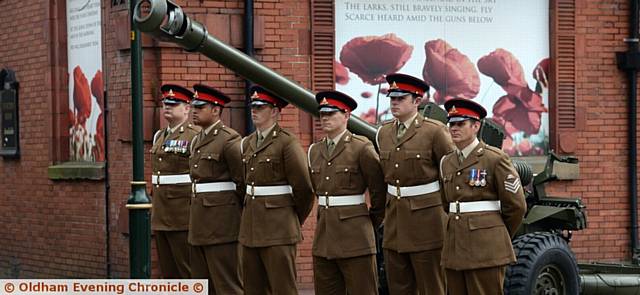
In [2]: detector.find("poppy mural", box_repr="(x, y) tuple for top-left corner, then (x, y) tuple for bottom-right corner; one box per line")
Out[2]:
(67, 0), (104, 162)
(335, 0), (549, 156)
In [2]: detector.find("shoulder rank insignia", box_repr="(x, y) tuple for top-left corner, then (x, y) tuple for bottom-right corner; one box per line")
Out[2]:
(504, 174), (521, 193)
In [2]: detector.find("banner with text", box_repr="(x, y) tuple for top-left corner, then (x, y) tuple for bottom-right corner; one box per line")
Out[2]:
(67, 0), (104, 161)
(335, 0), (549, 156)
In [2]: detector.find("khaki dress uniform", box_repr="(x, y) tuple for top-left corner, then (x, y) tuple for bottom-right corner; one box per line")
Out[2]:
(376, 114), (454, 294)
(239, 122), (315, 295)
(440, 98), (526, 295)
(188, 84), (244, 295)
(440, 142), (526, 295)
(309, 129), (386, 295)
(150, 84), (200, 279)
(189, 121), (244, 295)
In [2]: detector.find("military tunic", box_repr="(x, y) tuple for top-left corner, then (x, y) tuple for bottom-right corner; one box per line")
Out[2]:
(440, 141), (526, 295)
(239, 124), (314, 295)
(308, 131), (386, 295)
(376, 113), (454, 294)
(150, 121), (199, 279)
(188, 121), (244, 295)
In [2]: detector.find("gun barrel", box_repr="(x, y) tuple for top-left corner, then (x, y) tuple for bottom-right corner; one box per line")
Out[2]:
(133, 0), (378, 139)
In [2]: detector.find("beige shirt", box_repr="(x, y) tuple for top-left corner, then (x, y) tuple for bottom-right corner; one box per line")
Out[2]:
(203, 120), (221, 135)
(398, 112), (419, 129)
(456, 138), (480, 159)
(257, 123), (277, 140)
(328, 129), (348, 145)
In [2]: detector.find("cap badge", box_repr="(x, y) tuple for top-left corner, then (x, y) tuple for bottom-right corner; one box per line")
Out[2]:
(390, 81), (399, 90)
(449, 106), (458, 115)
(168, 89), (175, 97)
(320, 98), (329, 105)
(251, 91), (259, 99)
(193, 90), (199, 98)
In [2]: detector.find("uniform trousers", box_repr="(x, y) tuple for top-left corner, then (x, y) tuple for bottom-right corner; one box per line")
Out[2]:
(155, 230), (191, 278)
(190, 242), (243, 295)
(384, 248), (445, 295)
(445, 265), (506, 295)
(242, 244), (298, 295)
(313, 254), (378, 295)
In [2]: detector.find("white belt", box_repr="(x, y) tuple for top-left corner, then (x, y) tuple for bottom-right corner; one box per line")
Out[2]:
(151, 174), (191, 185)
(193, 182), (236, 193)
(318, 194), (365, 207)
(449, 200), (501, 214)
(387, 181), (440, 197)
(246, 185), (293, 196)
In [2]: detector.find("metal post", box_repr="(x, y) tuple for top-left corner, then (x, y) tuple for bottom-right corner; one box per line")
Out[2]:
(126, 0), (152, 278)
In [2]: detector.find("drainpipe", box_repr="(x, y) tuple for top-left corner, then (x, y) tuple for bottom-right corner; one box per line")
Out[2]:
(243, 0), (255, 134)
(103, 89), (111, 278)
(616, 0), (640, 265)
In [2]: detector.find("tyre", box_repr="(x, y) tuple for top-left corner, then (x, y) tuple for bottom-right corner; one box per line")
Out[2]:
(504, 232), (580, 295)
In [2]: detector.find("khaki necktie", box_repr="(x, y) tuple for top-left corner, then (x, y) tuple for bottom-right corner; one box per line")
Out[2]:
(457, 150), (465, 164)
(257, 133), (264, 147)
(397, 123), (407, 139)
(327, 139), (336, 155)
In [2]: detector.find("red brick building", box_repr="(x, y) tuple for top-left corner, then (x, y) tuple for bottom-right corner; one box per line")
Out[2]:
(0, 0), (638, 289)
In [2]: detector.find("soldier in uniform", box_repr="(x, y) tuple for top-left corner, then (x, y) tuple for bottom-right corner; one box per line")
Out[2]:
(439, 98), (526, 295)
(239, 86), (314, 295)
(375, 73), (454, 294)
(188, 84), (243, 294)
(308, 91), (386, 295)
(150, 84), (199, 279)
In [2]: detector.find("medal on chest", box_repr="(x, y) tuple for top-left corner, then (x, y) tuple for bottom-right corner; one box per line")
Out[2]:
(468, 168), (487, 187)
(163, 139), (188, 154)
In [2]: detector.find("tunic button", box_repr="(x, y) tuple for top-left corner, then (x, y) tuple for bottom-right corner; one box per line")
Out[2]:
(456, 186), (460, 190)
(328, 162), (332, 166)
(158, 158), (162, 162)
(457, 172), (461, 176)
(311, 169), (314, 173)
(325, 192), (329, 196)
(157, 171), (161, 174)
(397, 196), (401, 200)
(251, 182), (255, 185)
(325, 176), (330, 180)
(395, 163), (399, 168)
(250, 167), (255, 171)
(396, 147), (400, 151)
(266, 158), (271, 162)
(396, 179), (400, 184)
(455, 216), (460, 220)
(207, 155), (211, 159)
(344, 168), (348, 172)
(253, 154), (256, 158)
(197, 150), (200, 153)
(194, 164), (198, 168)
(252, 196), (255, 200)
(416, 154), (420, 158)
(156, 185), (159, 188)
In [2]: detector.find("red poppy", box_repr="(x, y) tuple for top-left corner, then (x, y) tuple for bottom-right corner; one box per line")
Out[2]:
(422, 39), (480, 104)
(478, 49), (547, 136)
(502, 137), (516, 156)
(361, 91), (372, 98)
(533, 58), (550, 91)
(360, 108), (378, 124)
(73, 66), (92, 125)
(340, 33), (413, 85)
(517, 138), (533, 155)
(91, 70), (104, 107)
(379, 87), (389, 95)
(93, 113), (105, 161)
(334, 61), (350, 85)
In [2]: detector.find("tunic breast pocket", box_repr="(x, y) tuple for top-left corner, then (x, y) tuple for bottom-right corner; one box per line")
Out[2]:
(199, 153), (221, 170)
(258, 156), (282, 180)
(335, 165), (360, 189)
(404, 150), (431, 179)
(310, 166), (321, 184)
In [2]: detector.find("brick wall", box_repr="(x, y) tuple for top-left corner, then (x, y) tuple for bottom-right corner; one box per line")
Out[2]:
(546, 0), (638, 262)
(0, 0), (107, 278)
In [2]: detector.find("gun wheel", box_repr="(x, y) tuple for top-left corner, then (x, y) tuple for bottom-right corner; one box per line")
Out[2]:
(504, 232), (579, 295)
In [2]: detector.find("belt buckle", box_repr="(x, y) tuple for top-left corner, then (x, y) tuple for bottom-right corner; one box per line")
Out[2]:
(396, 186), (401, 198)
(251, 185), (255, 197)
(455, 201), (460, 214)
(325, 196), (330, 208)
(191, 182), (196, 197)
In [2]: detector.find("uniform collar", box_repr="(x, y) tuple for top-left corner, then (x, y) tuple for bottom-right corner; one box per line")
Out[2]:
(456, 138), (479, 159)
(203, 120), (221, 135)
(327, 128), (348, 144)
(258, 123), (277, 139)
(398, 112), (419, 129)
(167, 119), (188, 134)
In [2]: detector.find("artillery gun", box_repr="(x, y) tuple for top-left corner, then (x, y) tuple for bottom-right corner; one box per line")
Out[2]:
(133, 1), (640, 293)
